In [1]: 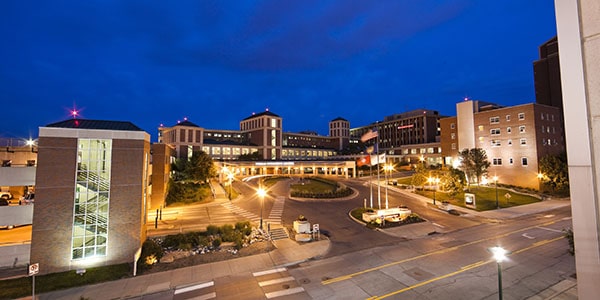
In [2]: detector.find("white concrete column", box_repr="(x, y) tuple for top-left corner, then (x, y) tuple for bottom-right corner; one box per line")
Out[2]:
(555, 1), (600, 298)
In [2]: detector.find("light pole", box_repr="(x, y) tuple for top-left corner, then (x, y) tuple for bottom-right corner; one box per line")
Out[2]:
(489, 246), (508, 300)
(493, 176), (499, 209)
(257, 187), (266, 230)
(428, 177), (439, 205)
(227, 173), (234, 200)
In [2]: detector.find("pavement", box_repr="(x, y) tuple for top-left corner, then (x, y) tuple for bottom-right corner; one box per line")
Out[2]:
(1, 180), (578, 299)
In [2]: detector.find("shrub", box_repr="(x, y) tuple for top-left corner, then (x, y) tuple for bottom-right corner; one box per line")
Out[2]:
(206, 225), (219, 235)
(212, 238), (222, 248)
(139, 239), (163, 271)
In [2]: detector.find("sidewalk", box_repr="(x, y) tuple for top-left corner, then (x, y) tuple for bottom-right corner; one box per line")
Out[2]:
(28, 239), (330, 300)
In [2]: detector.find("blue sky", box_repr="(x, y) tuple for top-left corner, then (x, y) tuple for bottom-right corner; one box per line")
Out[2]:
(0, 1), (557, 141)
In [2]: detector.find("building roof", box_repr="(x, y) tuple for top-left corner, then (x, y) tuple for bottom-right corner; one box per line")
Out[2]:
(331, 117), (348, 122)
(45, 119), (144, 131)
(173, 120), (200, 127)
(242, 110), (280, 121)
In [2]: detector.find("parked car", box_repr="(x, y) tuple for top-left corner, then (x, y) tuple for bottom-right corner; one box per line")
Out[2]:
(0, 198), (8, 206)
(0, 192), (12, 200)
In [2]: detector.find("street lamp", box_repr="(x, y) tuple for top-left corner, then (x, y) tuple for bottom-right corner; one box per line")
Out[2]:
(489, 246), (508, 300)
(493, 176), (499, 209)
(257, 187), (266, 230)
(428, 177), (439, 205)
(227, 172), (234, 200)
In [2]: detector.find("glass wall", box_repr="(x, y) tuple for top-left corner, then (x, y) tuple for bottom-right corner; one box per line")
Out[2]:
(72, 139), (112, 260)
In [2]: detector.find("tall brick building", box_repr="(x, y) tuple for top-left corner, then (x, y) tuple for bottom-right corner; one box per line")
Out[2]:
(30, 119), (150, 275)
(440, 100), (564, 189)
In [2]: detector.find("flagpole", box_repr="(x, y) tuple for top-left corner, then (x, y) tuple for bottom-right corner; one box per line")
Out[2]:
(369, 163), (373, 208)
(376, 124), (381, 210)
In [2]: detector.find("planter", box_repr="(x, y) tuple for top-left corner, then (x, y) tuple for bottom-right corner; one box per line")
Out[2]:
(293, 220), (311, 233)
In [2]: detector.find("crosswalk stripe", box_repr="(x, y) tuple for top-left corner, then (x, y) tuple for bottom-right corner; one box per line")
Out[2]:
(253, 267), (287, 277)
(258, 276), (295, 287)
(265, 287), (305, 299)
(174, 281), (214, 295)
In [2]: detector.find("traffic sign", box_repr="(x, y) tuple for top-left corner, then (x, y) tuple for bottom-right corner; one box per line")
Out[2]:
(28, 263), (39, 276)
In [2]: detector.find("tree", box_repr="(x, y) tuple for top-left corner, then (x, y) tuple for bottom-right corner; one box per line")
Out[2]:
(172, 151), (216, 183)
(441, 167), (466, 198)
(459, 148), (491, 187)
(539, 152), (569, 193)
(185, 151), (216, 182)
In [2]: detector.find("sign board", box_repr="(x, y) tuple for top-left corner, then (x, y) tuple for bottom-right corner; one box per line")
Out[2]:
(465, 193), (476, 208)
(28, 263), (39, 276)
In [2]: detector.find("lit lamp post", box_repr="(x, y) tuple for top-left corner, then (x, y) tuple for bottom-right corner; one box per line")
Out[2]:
(537, 172), (544, 192)
(257, 187), (266, 230)
(493, 176), (499, 209)
(227, 172), (234, 200)
(428, 177), (439, 205)
(489, 246), (508, 300)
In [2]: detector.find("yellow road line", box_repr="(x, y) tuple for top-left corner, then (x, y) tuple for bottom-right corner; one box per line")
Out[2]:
(369, 237), (565, 299)
(322, 220), (559, 285)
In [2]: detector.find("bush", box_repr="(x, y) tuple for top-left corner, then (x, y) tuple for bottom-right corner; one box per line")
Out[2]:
(206, 225), (219, 235)
(139, 239), (164, 271)
(212, 238), (222, 248)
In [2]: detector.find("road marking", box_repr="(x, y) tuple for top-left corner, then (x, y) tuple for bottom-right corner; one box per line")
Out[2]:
(258, 276), (295, 287)
(536, 226), (563, 233)
(174, 281), (214, 295)
(253, 267), (287, 277)
(322, 219), (561, 285)
(369, 236), (565, 299)
(522, 233), (535, 239)
(265, 287), (305, 299)
(432, 222), (445, 228)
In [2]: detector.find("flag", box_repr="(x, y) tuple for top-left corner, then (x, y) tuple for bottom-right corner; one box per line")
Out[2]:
(365, 143), (378, 154)
(356, 155), (371, 167)
(360, 128), (378, 142)
(370, 153), (386, 166)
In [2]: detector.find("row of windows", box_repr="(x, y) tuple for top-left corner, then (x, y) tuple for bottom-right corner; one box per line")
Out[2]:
(490, 113), (525, 124)
(492, 157), (529, 166)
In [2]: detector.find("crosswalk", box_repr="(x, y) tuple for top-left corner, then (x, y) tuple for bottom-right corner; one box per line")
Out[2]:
(172, 267), (308, 299)
(221, 196), (285, 226)
(253, 267), (307, 299)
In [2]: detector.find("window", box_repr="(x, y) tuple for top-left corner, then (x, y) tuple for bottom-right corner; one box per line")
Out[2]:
(450, 123), (455, 129)
(451, 143), (456, 150)
(72, 139), (111, 260)
(541, 113), (545, 120)
(509, 157), (514, 165)
(519, 125), (526, 133)
(478, 125), (484, 131)
(520, 138), (527, 145)
(507, 127), (512, 133)
(451, 133), (456, 140)
(522, 157), (528, 166)
(490, 128), (501, 135)
(493, 158), (502, 165)
(490, 116), (500, 124)
(518, 113), (525, 120)
(491, 140), (501, 147)
(507, 139), (513, 146)
(506, 115), (511, 121)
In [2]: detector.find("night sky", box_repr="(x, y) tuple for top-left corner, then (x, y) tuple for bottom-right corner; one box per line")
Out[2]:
(0, 1), (557, 141)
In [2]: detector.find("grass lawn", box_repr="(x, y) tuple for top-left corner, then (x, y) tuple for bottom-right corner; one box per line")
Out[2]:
(290, 178), (337, 194)
(0, 263), (130, 299)
(416, 185), (540, 211)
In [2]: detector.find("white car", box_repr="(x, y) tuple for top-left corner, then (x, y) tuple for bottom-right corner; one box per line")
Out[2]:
(0, 192), (12, 200)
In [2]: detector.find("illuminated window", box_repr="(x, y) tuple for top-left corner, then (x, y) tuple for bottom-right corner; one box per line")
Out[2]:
(72, 139), (111, 260)
(451, 133), (456, 140)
